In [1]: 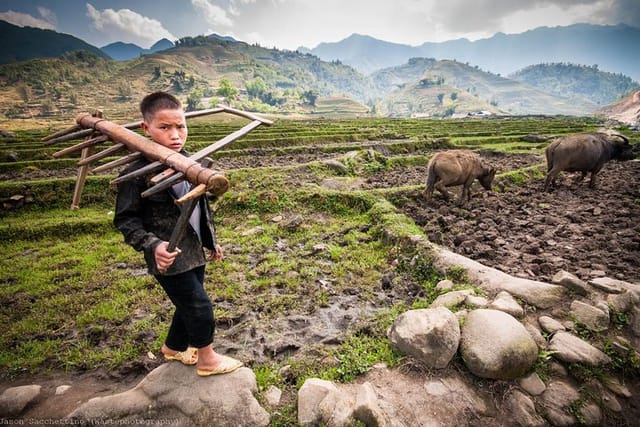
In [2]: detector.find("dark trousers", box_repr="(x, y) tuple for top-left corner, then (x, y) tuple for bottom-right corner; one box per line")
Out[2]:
(154, 266), (214, 350)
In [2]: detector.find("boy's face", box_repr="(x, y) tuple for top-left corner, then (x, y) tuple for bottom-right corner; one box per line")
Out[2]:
(141, 108), (188, 152)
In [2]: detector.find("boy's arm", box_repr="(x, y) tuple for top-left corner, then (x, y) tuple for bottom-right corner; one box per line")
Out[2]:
(113, 179), (162, 254)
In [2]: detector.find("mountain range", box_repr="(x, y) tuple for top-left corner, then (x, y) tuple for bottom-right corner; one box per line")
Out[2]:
(100, 39), (174, 61)
(0, 20), (638, 121)
(302, 24), (640, 81)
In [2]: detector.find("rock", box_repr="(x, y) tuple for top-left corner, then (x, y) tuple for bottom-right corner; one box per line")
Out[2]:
(282, 214), (304, 231)
(518, 372), (546, 396)
(241, 225), (264, 236)
(538, 315), (565, 334)
(602, 375), (632, 398)
(0, 385), (41, 417)
(388, 307), (460, 369)
(548, 331), (612, 366)
(430, 243), (565, 309)
(551, 270), (589, 296)
(505, 390), (547, 426)
(588, 277), (628, 294)
(435, 279), (454, 291)
(351, 382), (402, 427)
(55, 385), (72, 395)
(607, 289), (640, 313)
(459, 309), (538, 380)
(298, 378), (339, 426)
(599, 387), (623, 412)
(465, 295), (489, 308)
(539, 380), (580, 426)
(67, 364), (269, 426)
(298, 379), (402, 427)
(570, 300), (610, 332)
(265, 385), (282, 407)
(488, 291), (524, 317)
(524, 323), (547, 350)
(578, 402), (602, 426)
(631, 306), (640, 337)
(429, 289), (474, 309)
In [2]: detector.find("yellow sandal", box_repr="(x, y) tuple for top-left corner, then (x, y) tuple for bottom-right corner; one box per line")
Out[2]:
(163, 347), (198, 365)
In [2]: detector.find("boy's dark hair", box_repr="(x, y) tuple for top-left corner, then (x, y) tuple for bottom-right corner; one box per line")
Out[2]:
(140, 91), (183, 121)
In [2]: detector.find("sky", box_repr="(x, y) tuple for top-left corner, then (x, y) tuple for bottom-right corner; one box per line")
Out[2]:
(0, 0), (639, 50)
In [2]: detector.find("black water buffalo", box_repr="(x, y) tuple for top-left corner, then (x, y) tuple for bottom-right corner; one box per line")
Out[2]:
(543, 132), (635, 191)
(423, 150), (496, 206)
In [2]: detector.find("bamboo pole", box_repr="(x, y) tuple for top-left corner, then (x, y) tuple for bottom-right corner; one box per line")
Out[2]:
(52, 134), (109, 158)
(91, 152), (142, 173)
(41, 124), (81, 142)
(77, 143), (127, 166)
(71, 111), (103, 210)
(44, 107), (230, 146)
(75, 113), (225, 191)
(71, 146), (93, 210)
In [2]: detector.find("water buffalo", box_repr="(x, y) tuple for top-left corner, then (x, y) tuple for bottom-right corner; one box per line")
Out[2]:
(543, 132), (635, 192)
(423, 150), (496, 206)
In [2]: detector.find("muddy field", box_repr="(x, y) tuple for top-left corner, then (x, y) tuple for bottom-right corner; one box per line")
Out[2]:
(364, 152), (640, 284)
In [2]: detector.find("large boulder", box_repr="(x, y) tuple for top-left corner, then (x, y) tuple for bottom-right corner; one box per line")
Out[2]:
(460, 309), (538, 380)
(66, 363), (269, 426)
(388, 307), (460, 369)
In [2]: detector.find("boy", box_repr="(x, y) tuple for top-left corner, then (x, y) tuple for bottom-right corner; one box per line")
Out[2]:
(114, 91), (242, 376)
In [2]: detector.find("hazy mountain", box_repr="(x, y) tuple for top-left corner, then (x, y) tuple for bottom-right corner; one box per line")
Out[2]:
(101, 38), (175, 61)
(304, 24), (640, 81)
(0, 19), (108, 64)
(510, 63), (640, 106)
(303, 34), (418, 76)
(373, 58), (598, 117)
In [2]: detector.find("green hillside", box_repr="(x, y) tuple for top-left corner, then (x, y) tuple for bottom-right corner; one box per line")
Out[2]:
(374, 59), (599, 116)
(0, 36), (378, 123)
(509, 63), (640, 105)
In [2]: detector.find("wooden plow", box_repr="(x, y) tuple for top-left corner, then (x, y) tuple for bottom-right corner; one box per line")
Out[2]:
(43, 105), (273, 209)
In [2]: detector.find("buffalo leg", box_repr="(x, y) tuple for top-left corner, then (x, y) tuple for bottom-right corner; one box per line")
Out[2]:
(588, 164), (605, 188)
(544, 169), (561, 192)
(423, 183), (435, 202)
(458, 178), (474, 206)
(573, 171), (587, 186)
(434, 182), (451, 201)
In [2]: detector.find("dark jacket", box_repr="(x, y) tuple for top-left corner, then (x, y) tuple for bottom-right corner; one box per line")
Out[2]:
(113, 155), (217, 276)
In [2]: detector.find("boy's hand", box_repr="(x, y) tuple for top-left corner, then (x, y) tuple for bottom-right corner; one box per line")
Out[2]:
(208, 244), (224, 262)
(155, 241), (181, 272)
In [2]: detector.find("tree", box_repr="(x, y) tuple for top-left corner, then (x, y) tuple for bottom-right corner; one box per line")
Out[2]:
(186, 90), (203, 111)
(245, 78), (266, 100)
(217, 78), (238, 102)
(301, 89), (319, 106)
